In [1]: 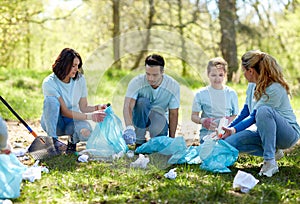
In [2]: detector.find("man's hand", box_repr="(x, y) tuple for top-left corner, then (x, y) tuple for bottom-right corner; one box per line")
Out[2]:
(122, 126), (136, 145)
(200, 118), (217, 130)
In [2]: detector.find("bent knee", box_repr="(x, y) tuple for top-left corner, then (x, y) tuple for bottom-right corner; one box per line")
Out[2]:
(256, 106), (273, 119)
(80, 128), (91, 137)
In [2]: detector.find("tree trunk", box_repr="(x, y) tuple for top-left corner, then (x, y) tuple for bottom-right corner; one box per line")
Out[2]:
(218, 0), (238, 82)
(177, 0), (188, 76)
(112, 0), (121, 69)
(131, 0), (154, 70)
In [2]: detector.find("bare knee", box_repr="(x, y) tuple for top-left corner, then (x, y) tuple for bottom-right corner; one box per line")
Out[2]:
(80, 128), (91, 137)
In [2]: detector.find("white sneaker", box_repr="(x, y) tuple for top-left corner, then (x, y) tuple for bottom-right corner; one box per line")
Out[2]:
(275, 149), (284, 161)
(259, 161), (279, 177)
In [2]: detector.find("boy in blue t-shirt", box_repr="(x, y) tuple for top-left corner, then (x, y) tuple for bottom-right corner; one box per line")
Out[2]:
(191, 57), (239, 143)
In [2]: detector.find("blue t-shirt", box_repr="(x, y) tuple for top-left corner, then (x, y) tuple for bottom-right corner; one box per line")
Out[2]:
(192, 85), (239, 137)
(232, 82), (300, 137)
(125, 74), (180, 115)
(42, 73), (87, 112)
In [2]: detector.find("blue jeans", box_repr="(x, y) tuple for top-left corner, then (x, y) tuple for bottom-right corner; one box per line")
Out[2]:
(0, 117), (8, 149)
(133, 97), (168, 144)
(40, 96), (92, 144)
(225, 106), (299, 160)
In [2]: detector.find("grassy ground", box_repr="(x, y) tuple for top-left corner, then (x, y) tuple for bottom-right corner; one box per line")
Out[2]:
(1, 67), (300, 203)
(14, 148), (300, 203)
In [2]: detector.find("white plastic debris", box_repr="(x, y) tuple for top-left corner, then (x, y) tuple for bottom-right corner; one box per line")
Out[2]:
(233, 170), (259, 193)
(164, 168), (177, 179)
(112, 151), (124, 160)
(130, 154), (149, 169)
(78, 154), (89, 162)
(126, 150), (134, 158)
(217, 117), (228, 136)
(12, 148), (27, 157)
(22, 160), (42, 182)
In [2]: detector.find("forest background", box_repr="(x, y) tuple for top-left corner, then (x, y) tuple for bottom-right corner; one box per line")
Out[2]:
(1, 0), (300, 121)
(1, 1), (300, 203)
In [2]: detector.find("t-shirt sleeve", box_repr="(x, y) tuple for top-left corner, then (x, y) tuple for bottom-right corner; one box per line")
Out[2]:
(80, 76), (88, 98)
(42, 77), (60, 98)
(125, 77), (140, 99)
(192, 92), (202, 112)
(231, 90), (239, 115)
(168, 83), (180, 109)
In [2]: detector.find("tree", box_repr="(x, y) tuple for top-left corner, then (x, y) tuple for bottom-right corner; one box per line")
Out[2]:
(112, 0), (121, 69)
(218, 0), (238, 82)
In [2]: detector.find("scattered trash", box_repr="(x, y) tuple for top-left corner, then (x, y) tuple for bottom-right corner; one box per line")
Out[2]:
(126, 150), (134, 158)
(130, 154), (150, 169)
(12, 148), (27, 157)
(22, 160), (49, 182)
(112, 151), (124, 160)
(164, 168), (177, 179)
(233, 170), (259, 193)
(78, 149), (113, 162)
(78, 154), (89, 163)
(0, 199), (13, 204)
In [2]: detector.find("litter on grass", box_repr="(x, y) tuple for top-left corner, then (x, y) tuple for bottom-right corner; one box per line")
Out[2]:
(233, 170), (259, 193)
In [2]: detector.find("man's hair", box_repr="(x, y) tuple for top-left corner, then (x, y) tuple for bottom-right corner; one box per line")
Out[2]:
(145, 54), (165, 68)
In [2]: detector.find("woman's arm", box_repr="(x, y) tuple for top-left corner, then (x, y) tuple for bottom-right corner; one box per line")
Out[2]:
(59, 97), (105, 122)
(229, 104), (250, 127)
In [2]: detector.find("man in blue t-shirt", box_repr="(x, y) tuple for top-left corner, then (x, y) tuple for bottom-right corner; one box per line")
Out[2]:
(122, 54), (180, 146)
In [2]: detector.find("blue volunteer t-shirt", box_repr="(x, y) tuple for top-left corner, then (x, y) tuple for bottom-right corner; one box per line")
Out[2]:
(125, 74), (180, 115)
(42, 73), (87, 112)
(192, 85), (239, 137)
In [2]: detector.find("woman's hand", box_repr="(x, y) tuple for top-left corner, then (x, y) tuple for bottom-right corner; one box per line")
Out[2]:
(200, 118), (217, 130)
(87, 111), (106, 122)
(221, 127), (236, 139)
(95, 104), (108, 111)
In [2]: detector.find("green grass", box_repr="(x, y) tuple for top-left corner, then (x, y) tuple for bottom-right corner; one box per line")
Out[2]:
(14, 149), (300, 203)
(1, 67), (300, 203)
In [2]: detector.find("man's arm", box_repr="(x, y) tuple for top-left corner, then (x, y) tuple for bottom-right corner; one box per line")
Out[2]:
(123, 97), (136, 126)
(168, 108), (179, 138)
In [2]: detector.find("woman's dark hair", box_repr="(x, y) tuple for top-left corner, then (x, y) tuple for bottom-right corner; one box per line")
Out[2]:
(145, 54), (165, 71)
(52, 48), (83, 81)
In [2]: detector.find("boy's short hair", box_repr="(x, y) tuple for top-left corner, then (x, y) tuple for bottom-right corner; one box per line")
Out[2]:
(207, 57), (228, 74)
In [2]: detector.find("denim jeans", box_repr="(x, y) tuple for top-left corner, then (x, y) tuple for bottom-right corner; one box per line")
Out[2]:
(0, 117), (8, 149)
(133, 97), (168, 144)
(40, 96), (92, 144)
(225, 106), (299, 160)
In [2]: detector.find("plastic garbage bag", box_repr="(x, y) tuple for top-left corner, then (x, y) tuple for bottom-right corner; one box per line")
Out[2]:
(135, 136), (174, 154)
(86, 106), (128, 159)
(0, 154), (27, 199)
(198, 139), (238, 173)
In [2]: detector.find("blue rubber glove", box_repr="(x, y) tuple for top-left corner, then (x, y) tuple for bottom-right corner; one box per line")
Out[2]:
(122, 126), (136, 145)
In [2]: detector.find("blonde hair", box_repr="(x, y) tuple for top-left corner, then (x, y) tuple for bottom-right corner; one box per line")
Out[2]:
(207, 57), (228, 75)
(241, 50), (290, 100)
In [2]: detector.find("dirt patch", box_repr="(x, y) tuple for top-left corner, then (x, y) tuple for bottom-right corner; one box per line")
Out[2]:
(5, 120), (200, 149)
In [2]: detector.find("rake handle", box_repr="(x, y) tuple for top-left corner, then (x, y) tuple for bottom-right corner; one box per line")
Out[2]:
(0, 95), (38, 137)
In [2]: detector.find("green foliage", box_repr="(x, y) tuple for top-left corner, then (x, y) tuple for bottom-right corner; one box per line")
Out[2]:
(0, 67), (50, 120)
